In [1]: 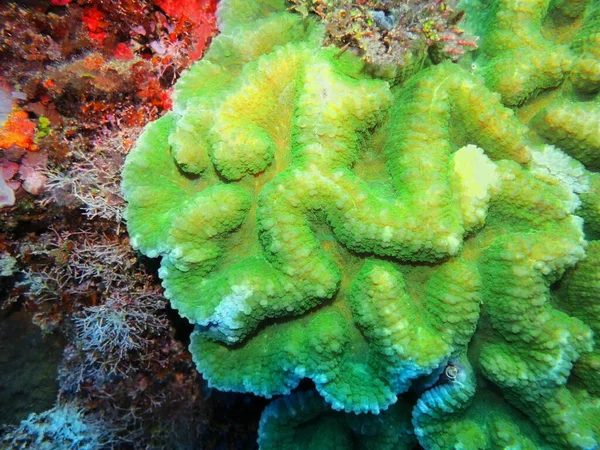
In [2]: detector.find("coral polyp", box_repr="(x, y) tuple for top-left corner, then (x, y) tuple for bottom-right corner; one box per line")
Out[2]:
(122, 0), (600, 447)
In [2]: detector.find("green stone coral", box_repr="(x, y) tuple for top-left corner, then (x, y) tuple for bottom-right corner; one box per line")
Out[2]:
(122, 0), (600, 447)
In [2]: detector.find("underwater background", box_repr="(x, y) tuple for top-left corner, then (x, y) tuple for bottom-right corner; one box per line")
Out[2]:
(1, 0), (599, 449)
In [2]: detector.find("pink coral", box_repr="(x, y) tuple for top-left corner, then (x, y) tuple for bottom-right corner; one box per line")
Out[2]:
(0, 149), (48, 206)
(0, 177), (15, 207)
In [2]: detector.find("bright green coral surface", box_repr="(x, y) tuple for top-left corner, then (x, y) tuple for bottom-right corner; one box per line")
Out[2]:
(121, 0), (600, 448)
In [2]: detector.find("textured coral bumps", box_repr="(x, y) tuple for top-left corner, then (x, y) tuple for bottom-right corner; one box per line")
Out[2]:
(122, 0), (600, 448)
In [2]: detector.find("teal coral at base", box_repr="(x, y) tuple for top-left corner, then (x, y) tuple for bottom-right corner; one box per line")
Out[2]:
(258, 390), (416, 450)
(121, 0), (600, 448)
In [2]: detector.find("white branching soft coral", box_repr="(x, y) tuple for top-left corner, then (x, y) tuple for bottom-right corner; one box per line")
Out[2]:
(17, 267), (67, 296)
(44, 147), (129, 223)
(1, 402), (118, 450)
(59, 230), (139, 291)
(10, 227), (154, 330)
(71, 293), (168, 381)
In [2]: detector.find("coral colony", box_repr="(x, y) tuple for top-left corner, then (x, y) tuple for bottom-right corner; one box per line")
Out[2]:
(1, 0), (219, 448)
(1, 0), (600, 448)
(123, 0), (600, 448)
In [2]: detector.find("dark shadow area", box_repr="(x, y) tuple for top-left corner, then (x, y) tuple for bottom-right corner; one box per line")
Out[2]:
(0, 309), (65, 425)
(165, 303), (194, 346)
(202, 388), (270, 450)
